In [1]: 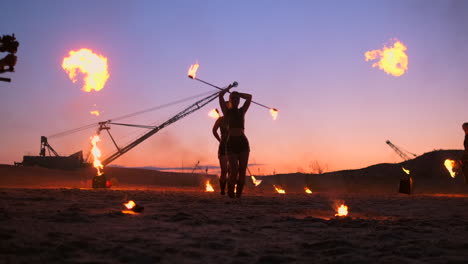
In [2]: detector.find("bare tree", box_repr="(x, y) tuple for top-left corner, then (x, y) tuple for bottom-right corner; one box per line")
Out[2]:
(309, 160), (328, 174)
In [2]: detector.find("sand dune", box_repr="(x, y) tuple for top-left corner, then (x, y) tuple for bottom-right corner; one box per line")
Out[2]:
(1, 150), (468, 263)
(1, 188), (468, 263)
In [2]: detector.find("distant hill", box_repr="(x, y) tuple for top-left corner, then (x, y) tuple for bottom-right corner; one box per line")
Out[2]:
(2, 150), (467, 194)
(252, 150), (468, 194)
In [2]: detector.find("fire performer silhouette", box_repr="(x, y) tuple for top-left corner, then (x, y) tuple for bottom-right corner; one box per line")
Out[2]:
(219, 85), (252, 198)
(462, 123), (468, 184)
(212, 103), (229, 195)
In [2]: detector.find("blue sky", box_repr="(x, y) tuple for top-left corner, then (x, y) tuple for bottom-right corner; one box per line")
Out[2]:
(1, 0), (467, 173)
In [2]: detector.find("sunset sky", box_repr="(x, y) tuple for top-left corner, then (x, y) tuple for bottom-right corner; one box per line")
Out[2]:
(1, 0), (467, 174)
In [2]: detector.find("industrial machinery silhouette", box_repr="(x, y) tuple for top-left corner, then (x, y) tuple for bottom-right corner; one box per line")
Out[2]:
(386, 140), (417, 194)
(18, 89), (224, 170)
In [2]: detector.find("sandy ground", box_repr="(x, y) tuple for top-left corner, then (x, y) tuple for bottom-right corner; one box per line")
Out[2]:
(1, 187), (468, 264)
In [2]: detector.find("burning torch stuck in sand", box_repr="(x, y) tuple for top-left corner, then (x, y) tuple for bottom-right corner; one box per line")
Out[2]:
(188, 63), (279, 120)
(205, 180), (215, 192)
(335, 204), (349, 218)
(273, 185), (286, 194)
(122, 200), (144, 214)
(90, 134), (110, 188)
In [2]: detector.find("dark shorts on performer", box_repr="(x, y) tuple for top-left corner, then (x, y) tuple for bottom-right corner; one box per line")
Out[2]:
(218, 140), (228, 158)
(226, 135), (250, 155)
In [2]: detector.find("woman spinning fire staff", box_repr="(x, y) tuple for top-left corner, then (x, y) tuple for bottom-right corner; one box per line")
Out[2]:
(219, 84), (252, 198)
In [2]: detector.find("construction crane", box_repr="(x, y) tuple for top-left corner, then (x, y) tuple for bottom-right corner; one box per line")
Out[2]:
(18, 89), (221, 169)
(386, 140), (417, 161)
(100, 90), (219, 165)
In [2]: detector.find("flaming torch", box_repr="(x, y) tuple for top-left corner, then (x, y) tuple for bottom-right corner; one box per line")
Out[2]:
(444, 159), (457, 178)
(90, 134), (107, 188)
(402, 167), (410, 175)
(187, 63), (279, 120)
(90, 110), (100, 116)
(273, 185), (286, 194)
(305, 187), (313, 194)
(335, 204), (349, 217)
(365, 39), (408, 77)
(206, 180), (215, 192)
(208, 108), (220, 119)
(62, 48), (110, 92)
(251, 175), (262, 187)
(90, 135), (103, 176)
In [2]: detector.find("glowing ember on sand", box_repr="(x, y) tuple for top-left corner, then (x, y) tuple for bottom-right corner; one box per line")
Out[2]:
(402, 167), (410, 174)
(273, 185), (285, 194)
(206, 180), (215, 192)
(251, 175), (262, 186)
(90, 110), (100, 116)
(335, 204), (349, 217)
(208, 108), (220, 119)
(305, 187), (313, 194)
(122, 200), (144, 214)
(124, 200), (136, 210)
(444, 159), (457, 178)
(365, 39), (408, 77)
(62, 48), (110, 92)
(270, 108), (279, 120)
(90, 135), (104, 176)
(187, 63), (199, 79)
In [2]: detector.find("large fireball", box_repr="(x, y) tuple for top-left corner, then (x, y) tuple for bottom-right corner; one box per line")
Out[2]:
(365, 39), (408, 77)
(62, 48), (110, 92)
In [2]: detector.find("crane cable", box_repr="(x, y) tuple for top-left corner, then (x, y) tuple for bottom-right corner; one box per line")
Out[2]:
(47, 90), (217, 139)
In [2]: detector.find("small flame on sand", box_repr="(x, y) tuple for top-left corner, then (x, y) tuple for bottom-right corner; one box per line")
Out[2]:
(62, 48), (110, 92)
(208, 108), (220, 119)
(273, 185), (285, 194)
(90, 135), (104, 176)
(206, 180), (214, 192)
(305, 187), (313, 194)
(402, 167), (410, 174)
(188, 63), (199, 79)
(270, 108), (278, 120)
(365, 39), (408, 77)
(124, 200), (136, 210)
(335, 204), (349, 217)
(251, 175), (262, 186)
(90, 110), (100, 116)
(444, 159), (457, 178)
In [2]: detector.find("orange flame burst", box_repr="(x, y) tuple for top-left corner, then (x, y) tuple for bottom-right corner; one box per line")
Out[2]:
(444, 159), (457, 178)
(188, 63), (199, 79)
(251, 175), (262, 186)
(206, 180), (214, 192)
(208, 108), (220, 119)
(62, 48), (110, 92)
(90, 135), (104, 176)
(90, 110), (100, 116)
(270, 108), (279, 120)
(365, 39), (408, 77)
(124, 200), (136, 210)
(402, 167), (410, 175)
(305, 187), (313, 194)
(273, 185), (285, 194)
(335, 204), (349, 217)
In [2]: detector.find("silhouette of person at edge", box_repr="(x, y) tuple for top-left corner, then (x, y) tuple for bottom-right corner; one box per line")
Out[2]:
(212, 103), (229, 195)
(219, 84), (252, 198)
(462, 123), (468, 184)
